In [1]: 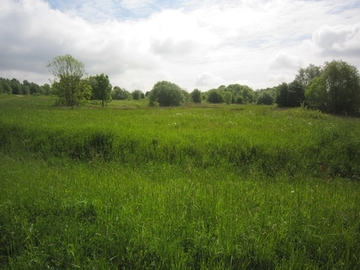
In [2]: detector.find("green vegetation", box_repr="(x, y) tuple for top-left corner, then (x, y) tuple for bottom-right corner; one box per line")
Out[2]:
(191, 89), (202, 103)
(277, 60), (360, 115)
(2, 59), (359, 116)
(89, 74), (112, 107)
(149, 81), (185, 107)
(1, 95), (359, 269)
(111, 86), (132, 100)
(47, 54), (91, 107)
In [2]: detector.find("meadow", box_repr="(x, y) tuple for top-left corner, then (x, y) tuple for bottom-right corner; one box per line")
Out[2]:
(0, 95), (359, 269)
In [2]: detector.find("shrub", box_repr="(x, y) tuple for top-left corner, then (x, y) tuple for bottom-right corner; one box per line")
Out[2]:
(191, 89), (202, 103)
(149, 81), (185, 107)
(207, 90), (223, 103)
(132, 90), (143, 100)
(111, 87), (131, 100)
(257, 92), (274, 105)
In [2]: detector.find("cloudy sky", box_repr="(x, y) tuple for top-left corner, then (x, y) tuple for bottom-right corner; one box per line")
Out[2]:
(1, 0), (359, 92)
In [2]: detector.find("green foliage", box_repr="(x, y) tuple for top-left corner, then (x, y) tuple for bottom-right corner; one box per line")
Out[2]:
(235, 95), (243, 104)
(52, 76), (91, 107)
(76, 79), (93, 104)
(287, 80), (305, 107)
(276, 81), (305, 108)
(297, 60), (360, 115)
(47, 54), (88, 107)
(40, 83), (51, 95)
(23, 80), (41, 95)
(202, 84), (255, 105)
(149, 81), (185, 107)
(1, 81), (12, 94)
(0, 77), (45, 95)
(240, 86), (256, 103)
(10, 78), (22, 95)
(223, 91), (232, 104)
(132, 90), (143, 100)
(226, 84), (255, 103)
(276, 82), (288, 107)
(207, 89), (223, 103)
(47, 54), (85, 81)
(222, 84), (255, 104)
(305, 77), (328, 111)
(111, 86), (131, 100)
(296, 64), (322, 87)
(257, 92), (274, 105)
(21, 82), (30, 95)
(182, 90), (191, 103)
(89, 74), (112, 107)
(191, 89), (202, 103)
(323, 60), (360, 114)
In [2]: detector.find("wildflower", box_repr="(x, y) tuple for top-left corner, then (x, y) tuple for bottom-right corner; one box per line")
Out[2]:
(291, 190), (295, 194)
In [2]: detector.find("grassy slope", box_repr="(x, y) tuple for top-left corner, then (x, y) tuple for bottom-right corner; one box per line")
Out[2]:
(0, 95), (359, 269)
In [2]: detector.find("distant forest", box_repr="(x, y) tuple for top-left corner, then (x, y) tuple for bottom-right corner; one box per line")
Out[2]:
(0, 77), (51, 96)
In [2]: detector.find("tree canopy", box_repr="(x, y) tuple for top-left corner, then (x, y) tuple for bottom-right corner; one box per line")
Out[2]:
(90, 74), (112, 107)
(191, 89), (202, 103)
(257, 92), (274, 105)
(275, 60), (360, 115)
(47, 54), (85, 81)
(3, 55), (359, 115)
(111, 87), (131, 100)
(323, 60), (360, 114)
(207, 89), (224, 104)
(149, 81), (185, 107)
(295, 64), (322, 87)
(132, 90), (144, 100)
(305, 77), (328, 111)
(47, 54), (89, 107)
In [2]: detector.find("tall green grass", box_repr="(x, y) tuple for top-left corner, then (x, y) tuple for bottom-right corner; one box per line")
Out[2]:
(1, 97), (359, 179)
(1, 95), (360, 269)
(1, 155), (359, 269)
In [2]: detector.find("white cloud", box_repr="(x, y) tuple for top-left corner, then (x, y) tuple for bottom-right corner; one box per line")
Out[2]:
(267, 73), (295, 85)
(312, 23), (360, 56)
(120, 0), (155, 11)
(269, 52), (301, 71)
(195, 72), (227, 88)
(0, 0), (360, 92)
(150, 37), (195, 56)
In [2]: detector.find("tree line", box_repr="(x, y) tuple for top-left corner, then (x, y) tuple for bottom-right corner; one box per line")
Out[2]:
(276, 60), (360, 115)
(47, 54), (146, 107)
(2, 54), (359, 115)
(0, 55), (145, 106)
(0, 78), (51, 95)
(149, 59), (360, 116)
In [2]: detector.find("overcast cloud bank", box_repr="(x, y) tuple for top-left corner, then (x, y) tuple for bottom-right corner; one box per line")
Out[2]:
(1, 0), (359, 91)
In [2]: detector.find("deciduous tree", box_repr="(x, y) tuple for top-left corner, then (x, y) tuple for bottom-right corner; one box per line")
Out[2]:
(132, 90), (143, 100)
(257, 92), (274, 105)
(111, 86), (131, 100)
(276, 81), (304, 108)
(47, 54), (88, 107)
(287, 80), (305, 107)
(149, 81), (185, 107)
(305, 77), (328, 111)
(296, 64), (322, 87)
(276, 83), (289, 107)
(224, 92), (232, 105)
(191, 89), (202, 103)
(323, 60), (360, 114)
(207, 89), (223, 104)
(90, 74), (112, 107)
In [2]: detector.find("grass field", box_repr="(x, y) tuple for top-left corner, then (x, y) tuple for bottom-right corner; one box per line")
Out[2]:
(1, 95), (359, 269)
